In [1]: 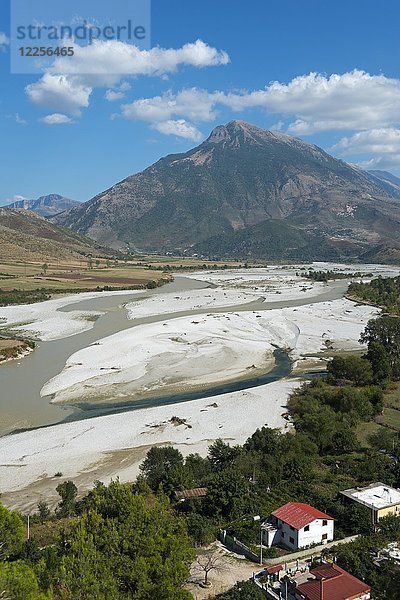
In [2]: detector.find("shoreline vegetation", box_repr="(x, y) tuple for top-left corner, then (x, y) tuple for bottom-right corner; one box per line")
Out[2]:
(0, 338), (35, 363)
(348, 275), (400, 314)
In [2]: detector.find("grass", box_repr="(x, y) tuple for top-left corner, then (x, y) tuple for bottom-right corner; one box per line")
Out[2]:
(382, 381), (400, 409)
(376, 408), (400, 431)
(355, 421), (387, 448)
(0, 259), (172, 295)
(356, 381), (400, 446)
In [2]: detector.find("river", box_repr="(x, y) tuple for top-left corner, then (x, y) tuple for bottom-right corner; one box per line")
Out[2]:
(0, 276), (348, 435)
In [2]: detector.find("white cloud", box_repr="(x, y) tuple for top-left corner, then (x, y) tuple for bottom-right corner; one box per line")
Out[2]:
(332, 128), (400, 170)
(39, 113), (74, 125)
(105, 90), (125, 101)
(121, 88), (222, 123)
(104, 82), (131, 102)
(26, 73), (91, 115)
(0, 32), (9, 50)
(47, 39), (229, 79)
(26, 40), (229, 116)
(220, 70), (400, 134)
(120, 70), (400, 138)
(15, 113), (27, 125)
(153, 119), (202, 141)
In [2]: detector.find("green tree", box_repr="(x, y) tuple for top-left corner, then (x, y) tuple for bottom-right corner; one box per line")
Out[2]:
(360, 316), (400, 377)
(0, 561), (51, 600)
(55, 481), (194, 599)
(208, 439), (241, 471)
(342, 504), (373, 535)
(56, 480), (78, 518)
(0, 503), (25, 560)
(205, 469), (252, 519)
(37, 501), (51, 524)
(327, 355), (372, 386)
(186, 514), (215, 547)
(330, 426), (359, 454)
(139, 446), (184, 490)
(366, 341), (392, 384)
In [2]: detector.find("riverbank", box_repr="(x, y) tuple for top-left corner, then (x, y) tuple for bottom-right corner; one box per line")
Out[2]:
(0, 338), (35, 363)
(0, 377), (299, 512)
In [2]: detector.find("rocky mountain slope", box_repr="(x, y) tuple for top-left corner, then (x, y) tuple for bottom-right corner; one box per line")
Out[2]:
(367, 170), (400, 199)
(5, 194), (80, 217)
(55, 121), (400, 260)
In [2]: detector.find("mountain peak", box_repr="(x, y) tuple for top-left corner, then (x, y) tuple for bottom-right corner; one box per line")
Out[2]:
(5, 193), (80, 217)
(206, 120), (292, 147)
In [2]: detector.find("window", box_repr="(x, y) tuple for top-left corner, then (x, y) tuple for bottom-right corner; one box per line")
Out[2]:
(290, 525), (295, 531)
(322, 520), (328, 526)
(304, 525), (310, 532)
(322, 533), (328, 540)
(289, 536), (295, 544)
(281, 532), (285, 538)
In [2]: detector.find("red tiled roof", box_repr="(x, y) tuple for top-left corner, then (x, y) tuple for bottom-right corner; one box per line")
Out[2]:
(265, 564), (283, 575)
(271, 502), (333, 530)
(297, 563), (371, 600)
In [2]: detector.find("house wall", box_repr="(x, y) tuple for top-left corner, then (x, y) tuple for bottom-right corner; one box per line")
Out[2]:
(266, 517), (334, 551)
(376, 504), (400, 520)
(297, 518), (334, 548)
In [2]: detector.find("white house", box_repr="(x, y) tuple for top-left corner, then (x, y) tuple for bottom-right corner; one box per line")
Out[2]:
(262, 502), (334, 551)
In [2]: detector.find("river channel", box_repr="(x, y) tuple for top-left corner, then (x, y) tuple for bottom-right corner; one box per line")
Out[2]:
(0, 276), (348, 435)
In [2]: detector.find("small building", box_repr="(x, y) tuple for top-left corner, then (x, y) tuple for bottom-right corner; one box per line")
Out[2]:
(295, 562), (371, 600)
(175, 487), (208, 500)
(341, 482), (400, 525)
(262, 502), (334, 551)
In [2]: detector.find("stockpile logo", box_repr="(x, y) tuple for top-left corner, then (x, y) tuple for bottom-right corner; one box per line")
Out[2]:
(10, 0), (150, 74)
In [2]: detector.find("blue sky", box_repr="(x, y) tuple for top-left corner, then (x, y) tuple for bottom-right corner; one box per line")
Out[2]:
(1, 0), (400, 204)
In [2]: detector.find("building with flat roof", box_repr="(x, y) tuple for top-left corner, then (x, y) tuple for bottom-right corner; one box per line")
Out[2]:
(341, 482), (400, 524)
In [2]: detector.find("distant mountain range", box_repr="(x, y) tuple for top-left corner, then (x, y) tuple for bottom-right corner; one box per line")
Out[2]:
(5, 194), (80, 217)
(54, 121), (400, 262)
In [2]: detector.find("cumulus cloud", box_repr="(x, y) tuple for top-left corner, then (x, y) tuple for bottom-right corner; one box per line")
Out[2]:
(222, 70), (400, 133)
(39, 113), (74, 125)
(26, 40), (229, 116)
(121, 88), (222, 123)
(332, 128), (400, 169)
(26, 73), (91, 115)
(119, 70), (400, 139)
(104, 82), (131, 102)
(152, 119), (202, 141)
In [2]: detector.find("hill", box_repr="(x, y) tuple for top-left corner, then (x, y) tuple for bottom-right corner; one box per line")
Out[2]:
(55, 121), (400, 260)
(0, 208), (107, 262)
(5, 194), (80, 217)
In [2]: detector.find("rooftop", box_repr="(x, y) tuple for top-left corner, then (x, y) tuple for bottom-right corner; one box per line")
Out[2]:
(296, 562), (371, 600)
(270, 502), (333, 530)
(341, 482), (400, 510)
(175, 487), (208, 499)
